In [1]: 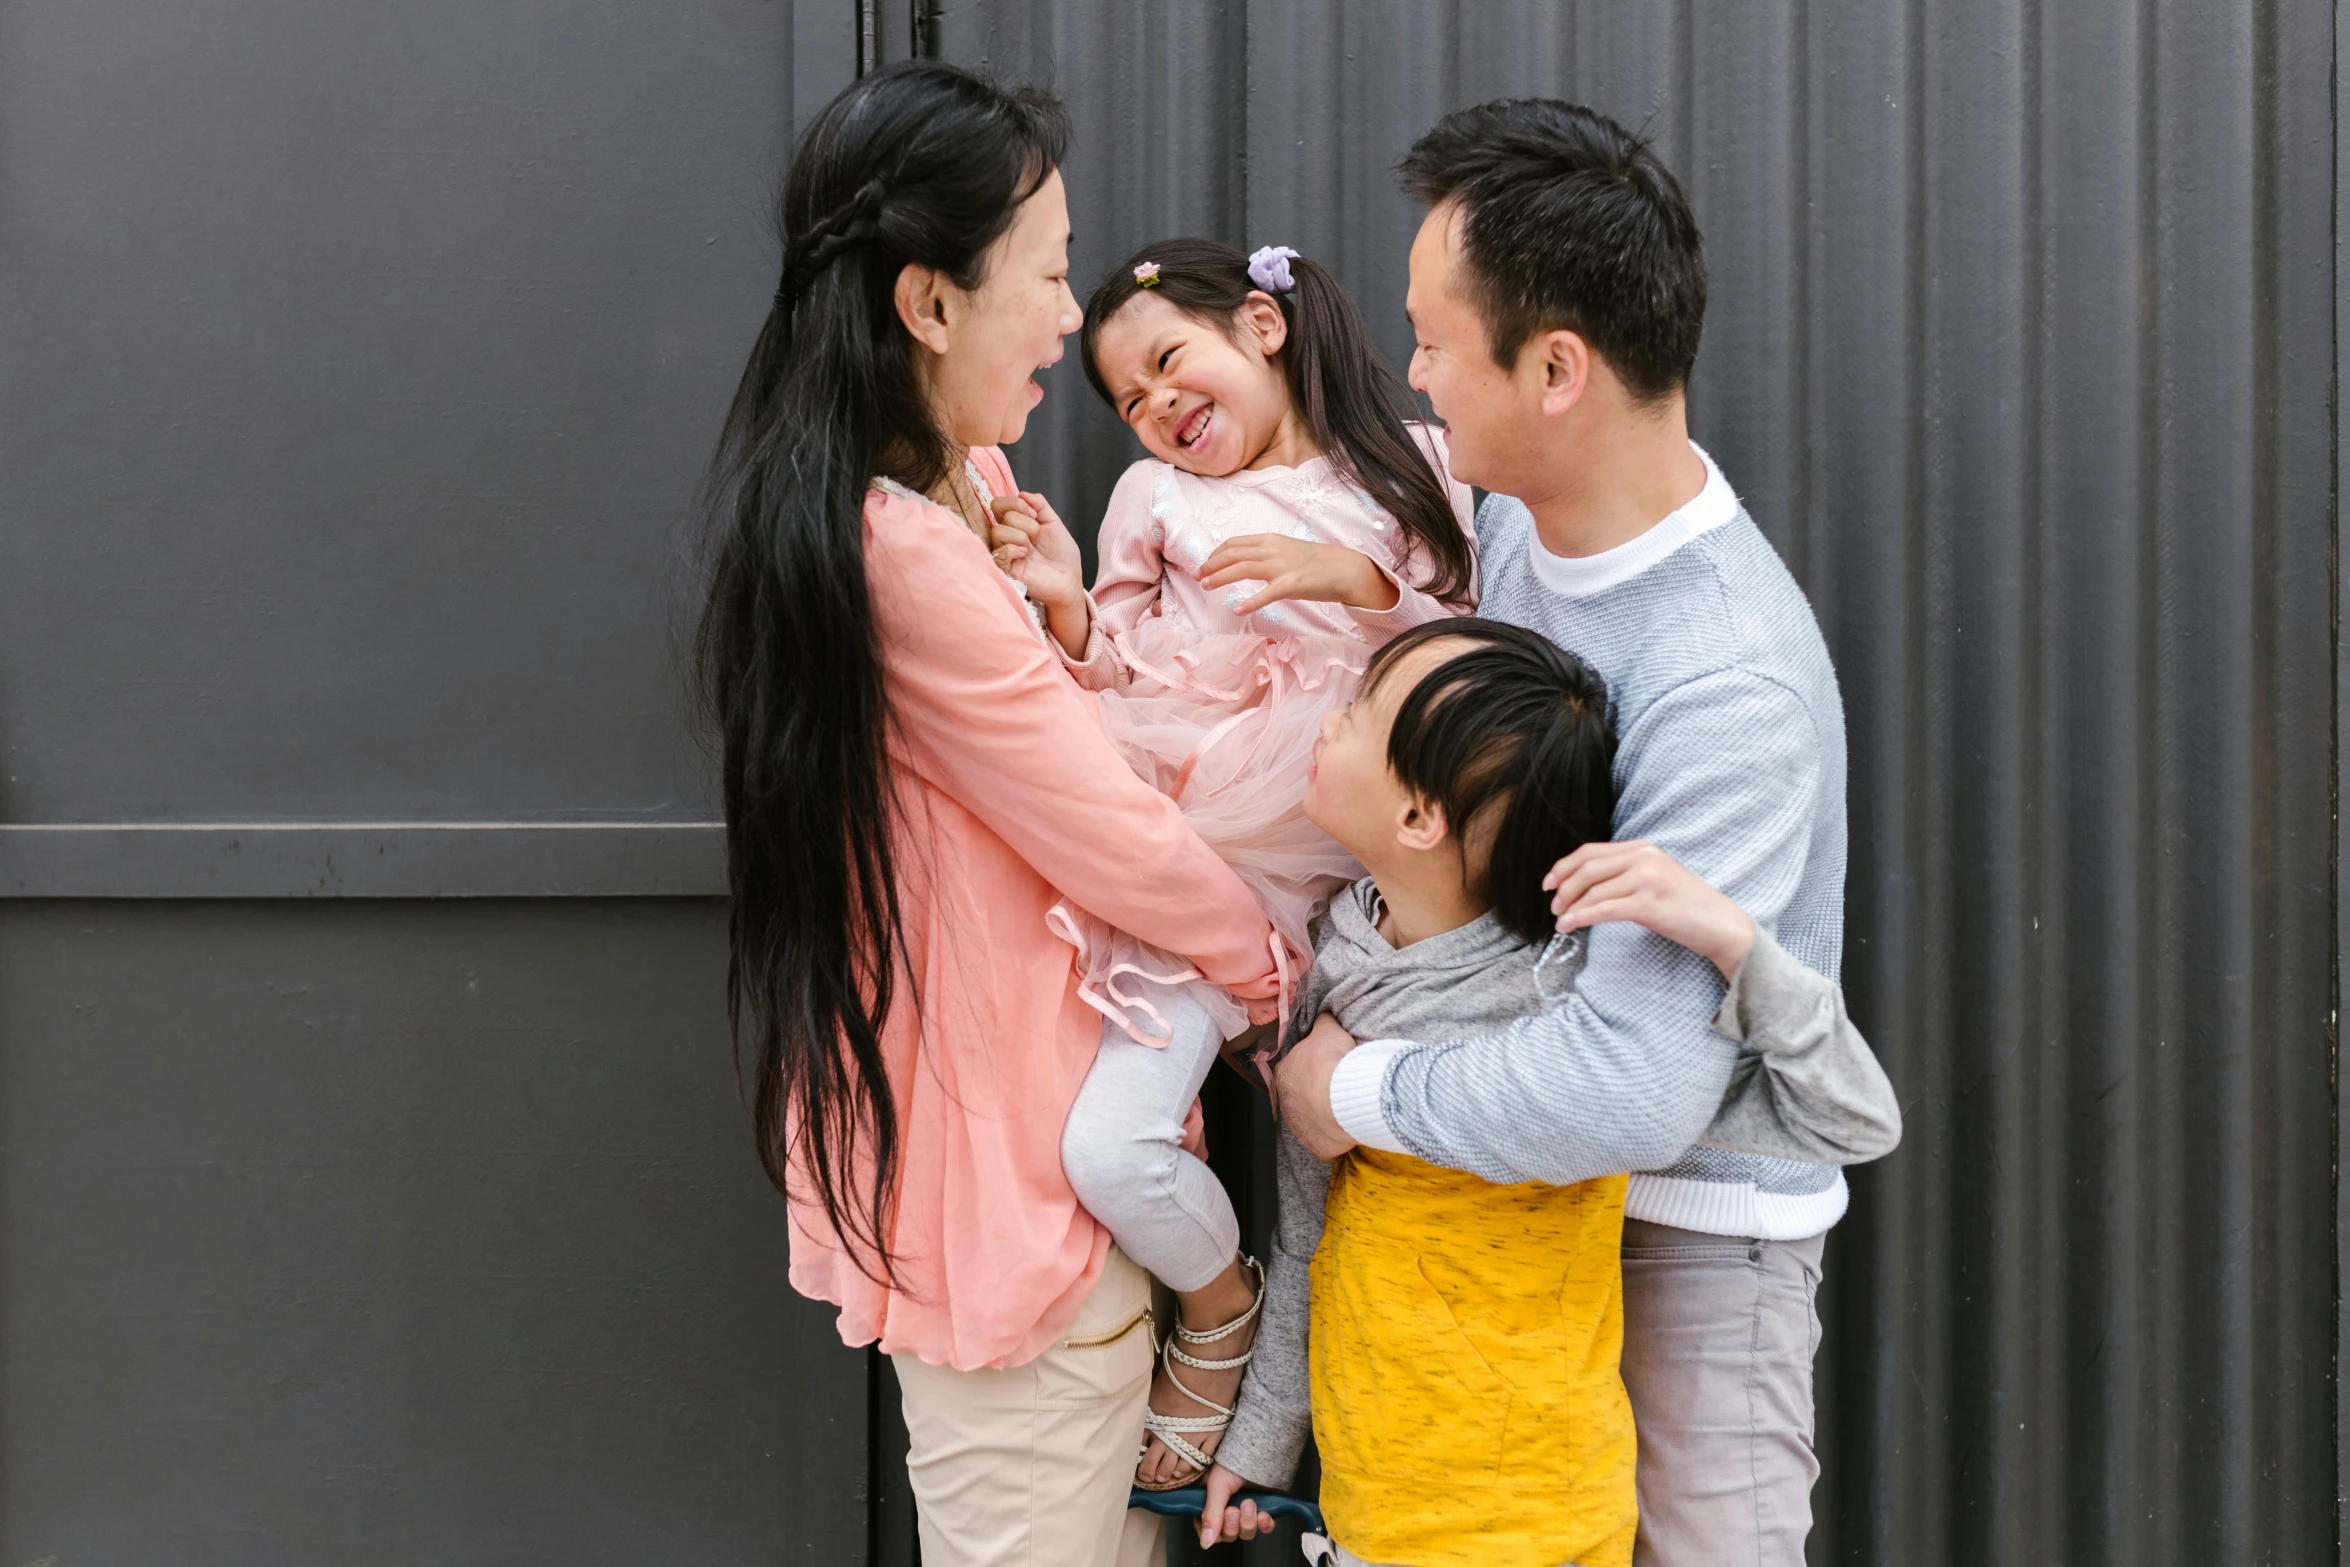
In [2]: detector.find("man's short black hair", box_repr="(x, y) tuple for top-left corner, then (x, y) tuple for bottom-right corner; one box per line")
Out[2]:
(1399, 100), (1705, 401)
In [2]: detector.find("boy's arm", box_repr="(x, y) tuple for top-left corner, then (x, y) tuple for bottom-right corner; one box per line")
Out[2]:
(1323, 670), (1824, 1185)
(1214, 1126), (1330, 1488)
(1700, 929), (1902, 1163)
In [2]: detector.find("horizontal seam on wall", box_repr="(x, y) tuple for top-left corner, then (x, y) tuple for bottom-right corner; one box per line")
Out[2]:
(0, 822), (728, 900)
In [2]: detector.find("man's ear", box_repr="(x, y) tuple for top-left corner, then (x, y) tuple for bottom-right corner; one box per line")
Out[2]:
(1394, 794), (1450, 854)
(1239, 292), (1290, 358)
(895, 262), (954, 355)
(1531, 328), (1591, 419)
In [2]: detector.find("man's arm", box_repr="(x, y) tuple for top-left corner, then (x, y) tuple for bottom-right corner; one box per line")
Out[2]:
(1324, 668), (1828, 1187)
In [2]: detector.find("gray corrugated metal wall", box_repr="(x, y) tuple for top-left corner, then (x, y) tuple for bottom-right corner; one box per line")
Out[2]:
(925, 4), (2339, 1564)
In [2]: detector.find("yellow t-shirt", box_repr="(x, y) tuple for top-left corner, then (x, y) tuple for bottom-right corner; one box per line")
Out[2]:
(1310, 1148), (1636, 1567)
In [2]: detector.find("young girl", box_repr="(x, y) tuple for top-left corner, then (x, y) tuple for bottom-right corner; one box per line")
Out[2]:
(985, 238), (1477, 1488)
(1195, 620), (1901, 1567)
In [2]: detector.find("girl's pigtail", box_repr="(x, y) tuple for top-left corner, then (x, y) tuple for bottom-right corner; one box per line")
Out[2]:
(1275, 257), (1476, 606)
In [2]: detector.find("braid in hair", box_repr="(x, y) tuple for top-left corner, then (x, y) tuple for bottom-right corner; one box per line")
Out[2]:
(774, 178), (892, 308)
(698, 62), (1070, 1287)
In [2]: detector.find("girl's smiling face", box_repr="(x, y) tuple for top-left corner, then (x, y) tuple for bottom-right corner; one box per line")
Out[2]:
(1090, 290), (1298, 476)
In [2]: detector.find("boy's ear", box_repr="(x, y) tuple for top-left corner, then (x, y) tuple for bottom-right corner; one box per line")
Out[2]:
(896, 262), (955, 355)
(1394, 794), (1450, 854)
(1240, 292), (1290, 357)
(1532, 328), (1591, 419)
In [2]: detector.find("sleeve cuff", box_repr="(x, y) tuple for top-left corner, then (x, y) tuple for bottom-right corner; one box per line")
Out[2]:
(1216, 1398), (1310, 1490)
(1052, 597), (1127, 690)
(1344, 562), (1429, 637)
(1327, 1039), (1415, 1154)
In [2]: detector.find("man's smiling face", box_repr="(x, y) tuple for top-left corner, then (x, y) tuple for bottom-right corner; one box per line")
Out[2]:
(1405, 200), (1547, 497)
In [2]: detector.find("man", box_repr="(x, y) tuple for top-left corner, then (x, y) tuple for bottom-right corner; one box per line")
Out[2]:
(1276, 100), (1852, 1566)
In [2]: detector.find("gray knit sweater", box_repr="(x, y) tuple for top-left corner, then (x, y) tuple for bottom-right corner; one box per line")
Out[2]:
(1324, 445), (1852, 1240)
(1217, 877), (1900, 1488)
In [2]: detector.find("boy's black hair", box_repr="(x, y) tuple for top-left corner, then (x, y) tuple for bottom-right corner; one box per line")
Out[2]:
(1366, 618), (1616, 943)
(1398, 100), (1705, 402)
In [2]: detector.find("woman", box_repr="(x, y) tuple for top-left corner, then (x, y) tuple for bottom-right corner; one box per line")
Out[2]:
(693, 63), (1282, 1567)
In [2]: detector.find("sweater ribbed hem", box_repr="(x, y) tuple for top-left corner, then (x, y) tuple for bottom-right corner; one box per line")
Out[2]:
(1624, 1171), (1848, 1240)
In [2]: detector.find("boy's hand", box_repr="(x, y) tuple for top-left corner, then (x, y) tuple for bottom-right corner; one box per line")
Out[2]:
(1545, 839), (1758, 981)
(1198, 535), (1401, 615)
(988, 492), (1089, 655)
(1275, 1012), (1360, 1160)
(1198, 1463), (1275, 1548)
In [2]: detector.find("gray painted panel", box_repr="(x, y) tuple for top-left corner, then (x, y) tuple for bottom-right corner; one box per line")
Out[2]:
(0, 899), (863, 1564)
(0, 0), (786, 824)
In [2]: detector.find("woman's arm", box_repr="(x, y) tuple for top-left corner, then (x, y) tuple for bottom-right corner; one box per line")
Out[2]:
(866, 486), (1280, 1004)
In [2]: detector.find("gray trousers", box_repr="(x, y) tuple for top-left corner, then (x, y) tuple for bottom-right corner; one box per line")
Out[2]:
(1618, 1217), (1827, 1567)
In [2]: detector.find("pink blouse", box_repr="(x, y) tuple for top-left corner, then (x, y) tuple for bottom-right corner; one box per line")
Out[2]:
(1060, 427), (1479, 690)
(783, 446), (1282, 1372)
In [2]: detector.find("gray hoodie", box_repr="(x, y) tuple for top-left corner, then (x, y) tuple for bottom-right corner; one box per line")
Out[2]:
(1216, 876), (1900, 1488)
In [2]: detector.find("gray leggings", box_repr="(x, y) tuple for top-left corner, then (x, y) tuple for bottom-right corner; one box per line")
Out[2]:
(1059, 981), (1241, 1293)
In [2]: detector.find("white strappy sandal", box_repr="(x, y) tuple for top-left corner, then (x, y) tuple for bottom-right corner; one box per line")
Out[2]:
(1137, 1255), (1266, 1488)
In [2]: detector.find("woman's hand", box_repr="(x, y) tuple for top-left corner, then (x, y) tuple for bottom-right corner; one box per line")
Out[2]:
(1545, 840), (1758, 981)
(988, 492), (1089, 656)
(1198, 1464), (1276, 1548)
(1197, 535), (1401, 616)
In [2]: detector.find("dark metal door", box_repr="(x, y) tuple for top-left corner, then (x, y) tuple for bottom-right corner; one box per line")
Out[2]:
(0, 2), (864, 1561)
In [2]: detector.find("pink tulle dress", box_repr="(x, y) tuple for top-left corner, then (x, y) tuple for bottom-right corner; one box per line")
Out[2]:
(1052, 428), (1478, 1044)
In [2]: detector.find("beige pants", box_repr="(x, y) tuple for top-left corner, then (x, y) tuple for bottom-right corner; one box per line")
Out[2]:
(891, 1245), (1168, 1567)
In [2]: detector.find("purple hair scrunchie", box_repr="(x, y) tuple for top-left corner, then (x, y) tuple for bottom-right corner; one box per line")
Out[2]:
(1247, 244), (1302, 295)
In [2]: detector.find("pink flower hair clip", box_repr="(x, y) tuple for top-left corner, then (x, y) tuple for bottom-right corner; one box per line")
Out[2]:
(1133, 261), (1162, 288)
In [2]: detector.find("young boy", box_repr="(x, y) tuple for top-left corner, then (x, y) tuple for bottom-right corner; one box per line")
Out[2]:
(1198, 621), (1893, 1566)
(1269, 103), (1860, 1566)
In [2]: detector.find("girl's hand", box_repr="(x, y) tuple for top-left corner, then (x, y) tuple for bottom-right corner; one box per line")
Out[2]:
(1198, 1464), (1276, 1548)
(989, 492), (1090, 656)
(1545, 840), (1758, 981)
(1197, 534), (1401, 616)
(988, 492), (1084, 609)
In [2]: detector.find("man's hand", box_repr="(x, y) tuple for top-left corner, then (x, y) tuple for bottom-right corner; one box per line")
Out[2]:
(1197, 534), (1400, 615)
(1197, 1463), (1274, 1548)
(1275, 1012), (1360, 1160)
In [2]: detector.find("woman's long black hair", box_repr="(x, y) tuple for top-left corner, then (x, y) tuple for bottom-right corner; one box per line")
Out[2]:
(693, 63), (1069, 1281)
(1079, 238), (1475, 605)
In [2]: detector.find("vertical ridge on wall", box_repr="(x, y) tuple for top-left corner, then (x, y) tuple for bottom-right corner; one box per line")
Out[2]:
(939, 0), (1251, 558)
(919, 5), (2335, 1563)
